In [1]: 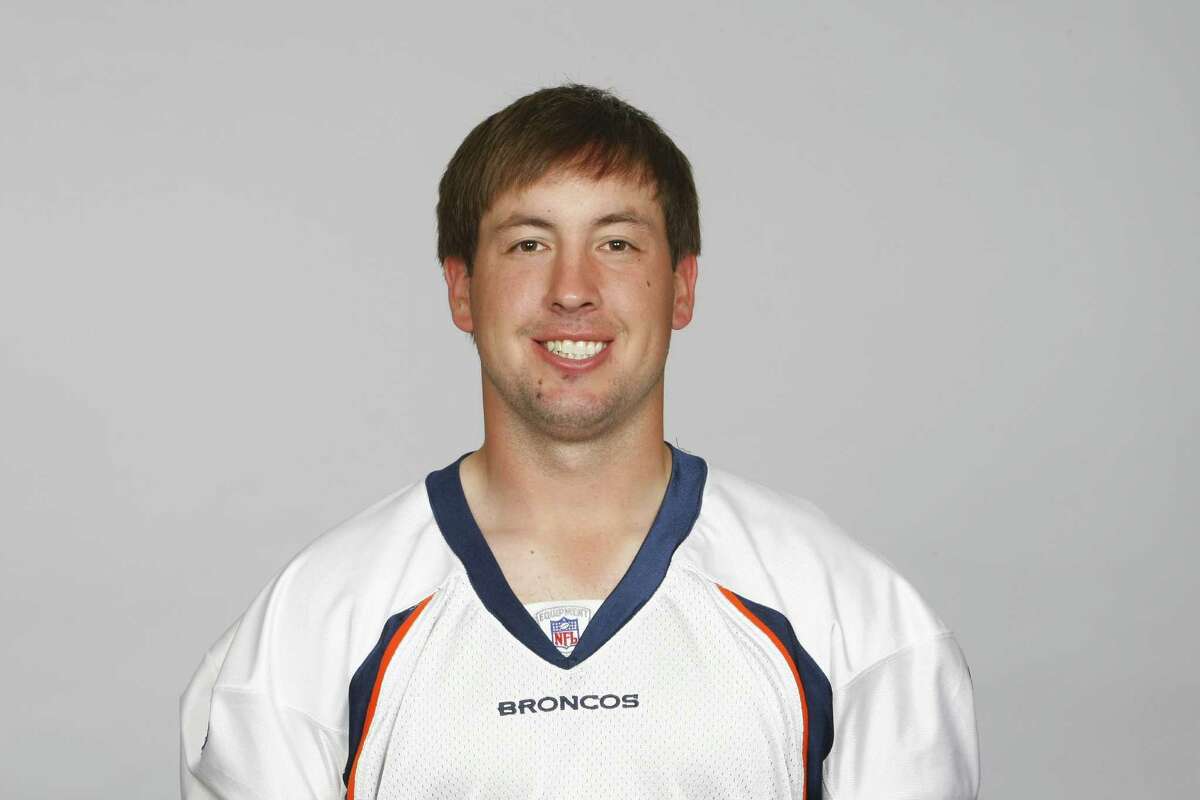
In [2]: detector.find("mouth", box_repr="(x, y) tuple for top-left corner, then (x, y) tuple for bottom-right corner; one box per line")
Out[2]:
(531, 337), (614, 371)
(538, 339), (610, 360)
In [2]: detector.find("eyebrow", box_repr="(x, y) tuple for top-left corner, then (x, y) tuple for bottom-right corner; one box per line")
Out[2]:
(491, 209), (655, 233)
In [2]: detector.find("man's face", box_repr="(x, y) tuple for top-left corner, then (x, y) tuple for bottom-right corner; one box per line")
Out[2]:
(443, 168), (698, 442)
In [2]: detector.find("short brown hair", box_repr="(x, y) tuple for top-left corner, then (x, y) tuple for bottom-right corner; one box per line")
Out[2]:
(436, 84), (700, 274)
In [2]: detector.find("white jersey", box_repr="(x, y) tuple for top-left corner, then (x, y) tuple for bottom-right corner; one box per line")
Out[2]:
(180, 445), (979, 799)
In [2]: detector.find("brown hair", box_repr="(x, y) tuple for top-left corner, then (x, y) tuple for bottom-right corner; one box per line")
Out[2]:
(436, 84), (700, 274)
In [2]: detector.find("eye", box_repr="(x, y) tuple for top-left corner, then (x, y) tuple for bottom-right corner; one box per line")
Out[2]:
(511, 240), (545, 253)
(604, 239), (634, 253)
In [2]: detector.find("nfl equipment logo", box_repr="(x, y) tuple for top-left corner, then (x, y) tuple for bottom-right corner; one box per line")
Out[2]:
(550, 616), (580, 650)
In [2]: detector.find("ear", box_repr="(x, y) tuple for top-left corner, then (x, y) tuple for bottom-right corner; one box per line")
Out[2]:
(671, 254), (698, 330)
(442, 256), (475, 334)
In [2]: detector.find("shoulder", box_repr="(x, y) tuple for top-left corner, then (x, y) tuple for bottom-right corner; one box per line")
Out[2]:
(276, 477), (457, 609)
(203, 476), (459, 720)
(676, 462), (950, 685)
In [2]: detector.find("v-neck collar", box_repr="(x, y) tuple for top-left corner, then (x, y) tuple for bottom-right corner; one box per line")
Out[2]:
(425, 442), (708, 670)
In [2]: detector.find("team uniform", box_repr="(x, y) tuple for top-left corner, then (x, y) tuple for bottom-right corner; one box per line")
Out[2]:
(180, 444), (979, 799)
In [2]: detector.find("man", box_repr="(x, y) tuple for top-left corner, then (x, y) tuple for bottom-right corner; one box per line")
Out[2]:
(181, 84), (980, 799)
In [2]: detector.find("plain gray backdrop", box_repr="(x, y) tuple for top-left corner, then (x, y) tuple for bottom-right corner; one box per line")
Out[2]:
(2, 1), (1196, 797)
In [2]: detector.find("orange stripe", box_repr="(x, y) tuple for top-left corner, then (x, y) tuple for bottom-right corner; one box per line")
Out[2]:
(346, 594), (433, 799)
(718, 585), (810, 800)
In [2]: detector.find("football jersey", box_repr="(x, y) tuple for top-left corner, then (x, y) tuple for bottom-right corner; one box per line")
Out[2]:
(180, 444), (980, 799)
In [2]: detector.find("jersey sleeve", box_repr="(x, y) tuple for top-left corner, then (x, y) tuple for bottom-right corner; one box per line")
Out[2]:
(179, 620), (234, 799)
(184, 686), (347, 799)
(178, 568), (351, 799)
(822, 632), (980, 799)
(178, 478), (444, 799)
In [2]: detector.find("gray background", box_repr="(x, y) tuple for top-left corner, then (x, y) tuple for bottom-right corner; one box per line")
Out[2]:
(2, 1), (1196, 797)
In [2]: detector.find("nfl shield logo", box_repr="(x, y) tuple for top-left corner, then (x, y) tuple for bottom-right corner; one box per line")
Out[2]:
(550, 616), (580, 649)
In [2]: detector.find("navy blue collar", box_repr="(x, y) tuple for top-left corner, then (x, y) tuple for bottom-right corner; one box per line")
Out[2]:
(425, 442), (707, 670)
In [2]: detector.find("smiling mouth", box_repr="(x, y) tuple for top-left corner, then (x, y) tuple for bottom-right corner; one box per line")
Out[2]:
(539, 339), (610, 361)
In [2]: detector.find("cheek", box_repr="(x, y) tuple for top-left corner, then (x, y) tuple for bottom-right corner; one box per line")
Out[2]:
(617, 282), (675, 345)
(640, 275), (677, 317)
(473, 277), (539, 326)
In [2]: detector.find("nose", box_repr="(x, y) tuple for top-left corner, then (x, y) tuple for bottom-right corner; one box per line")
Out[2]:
(547, 245), (600, 313)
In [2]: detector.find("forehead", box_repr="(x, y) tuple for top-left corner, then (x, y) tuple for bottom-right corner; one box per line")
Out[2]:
(481, 167), (664, 230)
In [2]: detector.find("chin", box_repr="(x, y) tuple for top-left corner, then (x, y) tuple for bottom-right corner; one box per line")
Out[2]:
(527, 400), (620, 440)
(484, 363), (657, 440)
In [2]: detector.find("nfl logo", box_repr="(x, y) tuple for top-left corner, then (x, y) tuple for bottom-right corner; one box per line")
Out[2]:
(550, 616), (580, 649)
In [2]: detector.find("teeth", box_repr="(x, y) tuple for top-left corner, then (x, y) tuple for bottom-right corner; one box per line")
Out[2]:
(543, 339), (608, 360)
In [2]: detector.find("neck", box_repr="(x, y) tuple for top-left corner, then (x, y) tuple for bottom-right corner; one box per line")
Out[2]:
(461, 384), (673, 538)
